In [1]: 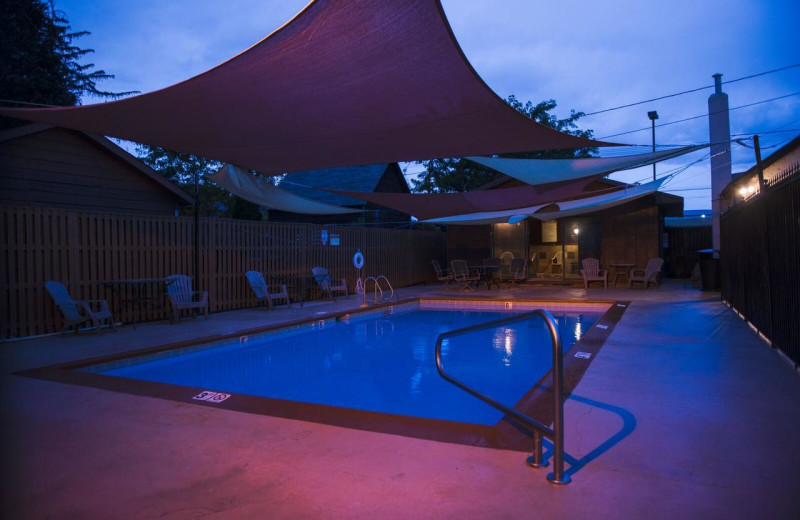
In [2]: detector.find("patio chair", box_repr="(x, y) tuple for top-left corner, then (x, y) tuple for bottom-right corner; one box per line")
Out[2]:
(45, 280), (116, 334)
(245, 271), (291, 310)
(450, 259), (480, 289)
(44, 280), (117, 334)
(312, 267), (348, 300)
(628, 258), (664, 289)
(431, 260), (454, 287)
(165, 274), (209, 323)
(580, 258), (608, 289)
(501, 258), (528, 284)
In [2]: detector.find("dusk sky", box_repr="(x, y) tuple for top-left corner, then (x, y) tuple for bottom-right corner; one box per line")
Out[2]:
(54, 0), (800, 211)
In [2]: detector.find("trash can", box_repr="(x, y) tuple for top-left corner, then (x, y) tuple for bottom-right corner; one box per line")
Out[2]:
(697, 249), (720, 291)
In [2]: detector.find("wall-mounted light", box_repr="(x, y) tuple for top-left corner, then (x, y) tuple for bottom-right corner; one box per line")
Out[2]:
(573, 227), (580, 235)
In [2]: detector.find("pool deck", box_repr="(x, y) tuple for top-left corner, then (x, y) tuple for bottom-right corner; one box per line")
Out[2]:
(2, 280), (799, 519)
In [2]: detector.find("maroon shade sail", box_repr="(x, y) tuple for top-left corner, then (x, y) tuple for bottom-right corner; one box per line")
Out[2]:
(332, 176), (615, 220)
(0, 0), (612, 176)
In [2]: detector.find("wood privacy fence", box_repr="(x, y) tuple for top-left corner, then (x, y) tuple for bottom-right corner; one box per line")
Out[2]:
(720, 171), (799, 367)
(1, 206), (446, 339)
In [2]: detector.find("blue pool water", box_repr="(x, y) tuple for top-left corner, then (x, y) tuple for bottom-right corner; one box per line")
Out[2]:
(89, 308), (600, 424)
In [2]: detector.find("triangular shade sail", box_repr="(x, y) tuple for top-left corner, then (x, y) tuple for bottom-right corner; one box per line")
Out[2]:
(422, 205), (547, 225)
(466, 145), (705, 185)
(207, 164), (359, 214)
(529, 177), (668, 220)
(332, 176), (602, 220)
(0, 0), (613, 176)
(420, 178), (667, 224)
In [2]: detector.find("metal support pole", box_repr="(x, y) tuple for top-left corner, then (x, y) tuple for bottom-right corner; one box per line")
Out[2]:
(648, 110), (659, 181)
(544, 309), (570, 485)
(560, 219), (566, 282)
(651, 119), (657, 180)
(194, 169), (199, 290)
(753, 135), (766, 193)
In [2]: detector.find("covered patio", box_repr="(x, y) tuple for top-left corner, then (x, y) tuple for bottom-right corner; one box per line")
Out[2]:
(3, 281), (798, 519)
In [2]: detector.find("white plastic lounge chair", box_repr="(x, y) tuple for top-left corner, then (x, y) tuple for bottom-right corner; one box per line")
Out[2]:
(501, 258), (528, 284)
(628, 258), (664, 289)
(311, 267), (348, 300)
(580, 258), (608, 289)
(245, 271), (291, 309)
(165, 274), (209, 322)
(45, 280), (116, 334)
(431, 260), (454, 286)
(450, 259), (480, 289)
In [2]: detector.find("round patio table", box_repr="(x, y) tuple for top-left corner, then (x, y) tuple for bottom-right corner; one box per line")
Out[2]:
(609, 263), (634, 287)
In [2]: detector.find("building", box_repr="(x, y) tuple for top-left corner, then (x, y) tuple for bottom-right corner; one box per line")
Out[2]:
(446, 175), (684, 280)
(268, 163), (411, 227)
(0, 124), (193, 214)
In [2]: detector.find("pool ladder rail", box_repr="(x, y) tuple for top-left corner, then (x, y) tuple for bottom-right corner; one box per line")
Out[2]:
(434, 309), (571, 485)
(357, 275), (395, 306)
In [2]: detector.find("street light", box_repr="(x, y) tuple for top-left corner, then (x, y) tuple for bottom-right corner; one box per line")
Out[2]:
(648, 111), (659, 180)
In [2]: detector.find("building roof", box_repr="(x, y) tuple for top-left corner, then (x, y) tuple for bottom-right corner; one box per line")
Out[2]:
(279, 163), (402, 206)
(0, 123), (193, 205)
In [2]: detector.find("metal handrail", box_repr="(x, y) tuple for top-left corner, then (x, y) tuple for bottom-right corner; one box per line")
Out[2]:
(374, 275), (394, 301)
(434, 309), (570, 485)
(361, 275), (394, 305)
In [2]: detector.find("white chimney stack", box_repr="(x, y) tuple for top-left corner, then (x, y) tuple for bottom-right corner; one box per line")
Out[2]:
(708, 73), (731, 253)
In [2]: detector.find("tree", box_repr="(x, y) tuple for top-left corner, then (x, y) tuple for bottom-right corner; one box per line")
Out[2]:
(0, 0), (136, 128)
(411, 96), (597, 193)
(136, 144), (263, 220)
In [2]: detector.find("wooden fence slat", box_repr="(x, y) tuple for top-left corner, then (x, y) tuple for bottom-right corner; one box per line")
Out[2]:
(0, 206), (445, 339)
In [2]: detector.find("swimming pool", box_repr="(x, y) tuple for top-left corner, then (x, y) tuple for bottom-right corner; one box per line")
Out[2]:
(83, 302), (603, 425)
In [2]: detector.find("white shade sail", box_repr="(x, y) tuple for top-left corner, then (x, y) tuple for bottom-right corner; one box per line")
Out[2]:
(421, 178), (668, 224)
(207, 164), (359, 214)
(528, 178), (668, 220)
(466, 145), (705, 186)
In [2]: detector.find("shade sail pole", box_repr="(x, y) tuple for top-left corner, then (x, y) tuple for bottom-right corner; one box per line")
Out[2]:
(194, 169), (199, 290)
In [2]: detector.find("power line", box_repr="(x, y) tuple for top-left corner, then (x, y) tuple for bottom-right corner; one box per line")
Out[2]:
(583, 63), (800, 116)
(598, 92), (800, 139)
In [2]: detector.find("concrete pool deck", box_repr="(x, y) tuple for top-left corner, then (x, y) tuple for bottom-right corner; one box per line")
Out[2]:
(2, 280), (799, 519)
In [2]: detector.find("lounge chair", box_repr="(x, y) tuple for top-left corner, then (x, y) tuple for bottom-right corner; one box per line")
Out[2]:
(245, 271), (291, 309)
(165, 274), (209, 322)
(501, 258), (528, 284)
(311, 267), (348, 300)
(45, 280), (116, 334)
(450, 259), (480, 289)
(628, 258), (664, 289)
(431, 260), (454, 287)
(580, 258), (608, 289)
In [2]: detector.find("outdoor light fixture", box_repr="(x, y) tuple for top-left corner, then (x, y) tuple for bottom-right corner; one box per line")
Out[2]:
(573, 227), (580, 235)
(648, 110), (659, 181)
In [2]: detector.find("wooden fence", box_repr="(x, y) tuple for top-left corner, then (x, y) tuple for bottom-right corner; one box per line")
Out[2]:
(1, 206), (446, 339)
(720, 171), (799, 367)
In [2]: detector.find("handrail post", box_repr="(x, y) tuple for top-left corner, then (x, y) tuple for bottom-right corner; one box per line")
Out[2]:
(527, 431), (548, 468)
(541, 309), (570, 485)
(435, 309), (572, 484)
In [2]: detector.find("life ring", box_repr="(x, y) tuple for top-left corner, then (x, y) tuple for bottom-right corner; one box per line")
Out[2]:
(353, 249), (365, 270)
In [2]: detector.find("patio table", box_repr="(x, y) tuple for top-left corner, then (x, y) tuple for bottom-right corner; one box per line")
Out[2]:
(609, 263), (634, 287)
(469, 265), (502, 290)
(101, 278), (174, 328)
(268, 273), (320, 307)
